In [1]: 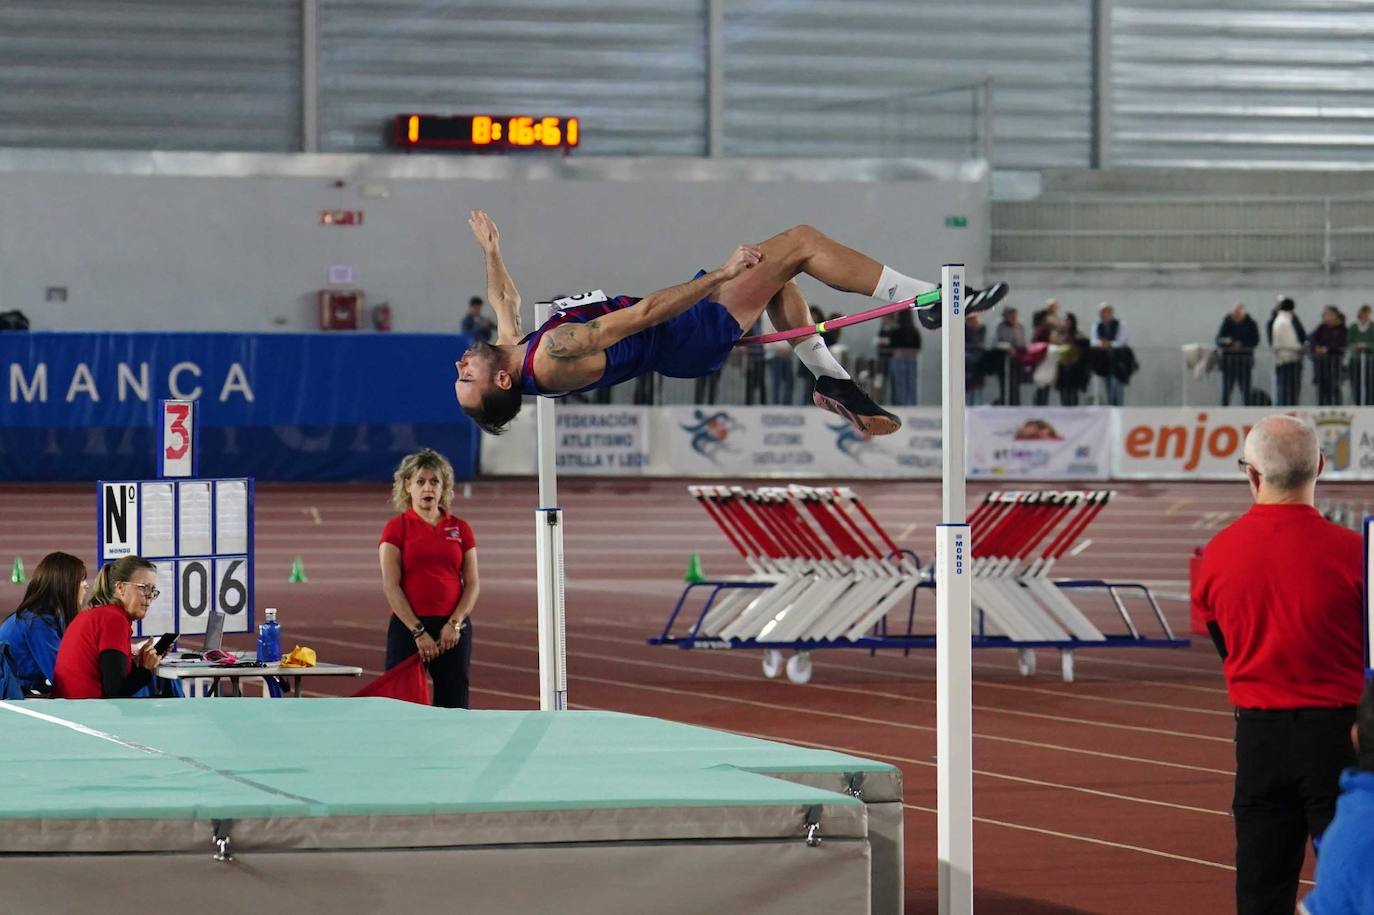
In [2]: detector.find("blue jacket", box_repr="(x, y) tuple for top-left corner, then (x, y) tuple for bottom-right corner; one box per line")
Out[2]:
(1302, 769), (1374, 915)
(0, 609), (63, 693)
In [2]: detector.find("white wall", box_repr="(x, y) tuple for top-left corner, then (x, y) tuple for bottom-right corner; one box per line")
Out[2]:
(0, 151), (989, 335)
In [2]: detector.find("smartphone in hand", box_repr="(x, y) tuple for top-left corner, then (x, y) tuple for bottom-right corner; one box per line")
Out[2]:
(152, 632), (178, 655)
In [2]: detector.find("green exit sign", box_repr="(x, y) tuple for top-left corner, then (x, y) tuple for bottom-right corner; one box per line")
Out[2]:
(944, 215), (968, 228)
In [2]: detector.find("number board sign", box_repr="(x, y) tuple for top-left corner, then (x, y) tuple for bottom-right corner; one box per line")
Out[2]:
(97, 478), (254, 637)
(158, 399), (198, 478)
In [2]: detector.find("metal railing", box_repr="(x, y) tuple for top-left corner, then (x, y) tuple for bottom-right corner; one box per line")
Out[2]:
(1180, 347), (1374, 407)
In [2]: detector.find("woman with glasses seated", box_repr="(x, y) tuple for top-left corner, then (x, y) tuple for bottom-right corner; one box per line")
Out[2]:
(52, 556), (165, 699)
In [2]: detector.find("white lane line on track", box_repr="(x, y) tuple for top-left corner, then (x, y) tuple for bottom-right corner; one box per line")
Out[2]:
(298, 632), (1233, 775)
(904, 803), (1239, 873)
(472, 635), (1232, 742)
(466, 618), (1234, 718)
(460, 618), (1235, 712)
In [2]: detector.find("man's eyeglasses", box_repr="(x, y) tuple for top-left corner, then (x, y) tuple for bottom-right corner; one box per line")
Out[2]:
(1237, 459), (1261, 477)
(120, 582), (161, 600)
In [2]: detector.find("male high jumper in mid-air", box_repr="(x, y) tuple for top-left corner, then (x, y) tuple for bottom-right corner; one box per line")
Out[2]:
(455, 209), (1007, 437)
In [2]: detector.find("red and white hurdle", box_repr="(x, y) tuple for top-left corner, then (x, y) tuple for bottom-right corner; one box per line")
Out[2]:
(650, 485), (1185, 683)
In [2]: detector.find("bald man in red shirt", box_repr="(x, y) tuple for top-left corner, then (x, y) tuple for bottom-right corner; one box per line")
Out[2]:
(1195, 414), (1364, 915)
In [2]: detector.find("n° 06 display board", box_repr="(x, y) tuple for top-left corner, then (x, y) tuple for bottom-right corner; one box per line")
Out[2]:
(97, 478), (254, 637)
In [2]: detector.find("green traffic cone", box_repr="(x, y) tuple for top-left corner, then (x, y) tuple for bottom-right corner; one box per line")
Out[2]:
(683, 552), (706, 584)
(9, 557), (24, 585)
(288, 555), (308, 584)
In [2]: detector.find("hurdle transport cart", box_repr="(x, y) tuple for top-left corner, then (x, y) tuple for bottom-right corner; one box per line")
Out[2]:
(648, 485), (1188, 683)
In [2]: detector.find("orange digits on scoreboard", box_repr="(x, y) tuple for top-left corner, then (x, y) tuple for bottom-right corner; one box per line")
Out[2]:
(507, 117), (534, 146)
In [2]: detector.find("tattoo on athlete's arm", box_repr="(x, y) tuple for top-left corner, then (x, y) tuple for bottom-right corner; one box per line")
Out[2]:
(546, 321), (602, 360)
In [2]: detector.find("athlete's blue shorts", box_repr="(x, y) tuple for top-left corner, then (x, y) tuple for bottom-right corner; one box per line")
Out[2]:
(650, 294), (744, 379)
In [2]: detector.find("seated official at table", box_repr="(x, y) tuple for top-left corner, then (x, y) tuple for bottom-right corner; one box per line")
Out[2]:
(0, 552), (87, 695)
(52, 556), (164, 699)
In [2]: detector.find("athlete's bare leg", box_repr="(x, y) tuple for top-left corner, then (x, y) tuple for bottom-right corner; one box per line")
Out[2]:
(765, 280), (817, 343)
(717, 225), (887, 331)
(763, 271), (902, 437)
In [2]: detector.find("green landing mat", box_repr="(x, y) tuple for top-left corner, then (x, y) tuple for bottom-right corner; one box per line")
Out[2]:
(0, 699), (896, 822)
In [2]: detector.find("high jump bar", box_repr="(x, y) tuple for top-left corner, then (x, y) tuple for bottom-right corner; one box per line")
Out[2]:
(535, 303), (569, 712)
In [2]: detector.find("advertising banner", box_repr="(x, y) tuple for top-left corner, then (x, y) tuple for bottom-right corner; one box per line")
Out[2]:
(966, 407), (1111, 480)
(660, 406), (943, 478)
(0, 332), (478, 480)
(482, 406), (944, 478)
(1112, 407), (1374, 480)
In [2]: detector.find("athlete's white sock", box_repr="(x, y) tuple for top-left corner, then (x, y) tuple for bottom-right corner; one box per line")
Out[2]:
(794, 336), (850, 381)
(872, 266), (936, 304)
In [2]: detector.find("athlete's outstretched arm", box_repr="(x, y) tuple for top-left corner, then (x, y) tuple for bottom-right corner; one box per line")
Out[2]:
(468, 209), (522, 344)
(542, 245), (763, 361)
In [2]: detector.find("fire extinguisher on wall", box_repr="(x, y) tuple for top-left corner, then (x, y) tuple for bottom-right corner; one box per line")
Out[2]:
(372, 302), (392, 332)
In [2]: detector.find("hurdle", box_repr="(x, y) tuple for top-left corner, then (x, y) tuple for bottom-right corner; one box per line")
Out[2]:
(652, 484), (924, 682)
(653, 482), (1185, 678)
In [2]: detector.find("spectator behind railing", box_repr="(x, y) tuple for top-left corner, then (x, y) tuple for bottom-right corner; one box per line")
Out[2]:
(1032, 298), (1061, 333)
(1089, 303), (1134, 406)
(993, 307), (1026, 405)
(1310, 306), (1348, 406)
(1347, 304), (1374, 406)
(966, 312), (988, 405)
(460, 295), (495, 345)
(885, 308), (921, 406)
(1216, 303), (1260, 406)
(1269, 296), (1307, 406)
(1031, 307), (1059, 406)
(1053, 312), (1091, 406)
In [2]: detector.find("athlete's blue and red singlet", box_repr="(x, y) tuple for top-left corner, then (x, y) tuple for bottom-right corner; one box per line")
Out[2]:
(518, 281), (743, 397)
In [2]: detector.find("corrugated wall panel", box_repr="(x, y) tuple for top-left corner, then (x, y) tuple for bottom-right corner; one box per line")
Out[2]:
(319, 0), (707, 155)
(723, 0), (1093, 168)
(0, 1), (299, 151)
(1111, 0), (1374, 167)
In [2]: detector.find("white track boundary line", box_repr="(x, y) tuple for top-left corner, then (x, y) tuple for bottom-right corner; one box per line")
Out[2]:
(473, 618), (1235, 716)
(302, 630), (1234, 770)
(478, 633), (1232, 742)
(306, 629), (1230, 745)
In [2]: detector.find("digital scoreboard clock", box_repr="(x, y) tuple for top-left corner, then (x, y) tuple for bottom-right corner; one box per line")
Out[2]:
(394, 114), (580, 151)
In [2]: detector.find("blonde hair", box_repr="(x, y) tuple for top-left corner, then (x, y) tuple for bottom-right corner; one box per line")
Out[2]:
(391, 448), (456, 513)
(88, 556), (157, 609)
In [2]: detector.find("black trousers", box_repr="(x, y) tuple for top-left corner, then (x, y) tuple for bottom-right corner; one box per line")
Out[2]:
(1233, 706), (1356, 915)
(385, 615), (473, 709)
(1220, 356), (1253, 406)
(1275, 362), (1302, 406)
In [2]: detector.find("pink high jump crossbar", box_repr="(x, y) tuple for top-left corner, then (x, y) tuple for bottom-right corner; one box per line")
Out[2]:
(734, 289), (942, 346)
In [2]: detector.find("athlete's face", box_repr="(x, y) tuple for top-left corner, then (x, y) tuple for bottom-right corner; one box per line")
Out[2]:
(454, 342), (499, 410)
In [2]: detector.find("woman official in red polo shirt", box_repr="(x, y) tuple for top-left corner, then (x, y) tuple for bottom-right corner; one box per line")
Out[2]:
(52, 555), (162, 699)
(379, 449), (479, 708)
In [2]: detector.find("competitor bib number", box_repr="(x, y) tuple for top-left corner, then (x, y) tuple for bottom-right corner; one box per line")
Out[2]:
(549, 290), (608, 313)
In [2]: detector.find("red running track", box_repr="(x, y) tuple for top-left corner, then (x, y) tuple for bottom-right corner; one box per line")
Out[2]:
(5, 478), (1363, 914)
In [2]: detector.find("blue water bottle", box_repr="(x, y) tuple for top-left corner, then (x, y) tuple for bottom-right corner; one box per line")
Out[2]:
(256, 607), (281, 663)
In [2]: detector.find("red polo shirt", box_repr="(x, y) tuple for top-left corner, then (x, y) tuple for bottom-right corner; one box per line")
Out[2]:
(1195, 503), (1364, 709)
(380, 509), (476, 619)
(52, 603), (134, 700)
